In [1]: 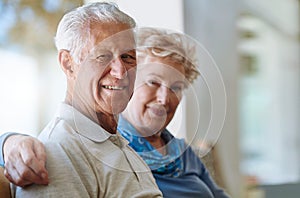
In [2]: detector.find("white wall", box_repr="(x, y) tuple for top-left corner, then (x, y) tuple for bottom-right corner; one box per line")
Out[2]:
(0, 50), (65, 136)
(0, 50), (39, 135)
(86, 0), (183, 30)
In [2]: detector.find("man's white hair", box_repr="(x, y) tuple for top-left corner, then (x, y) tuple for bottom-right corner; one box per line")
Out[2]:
(54, 2), (136, 63)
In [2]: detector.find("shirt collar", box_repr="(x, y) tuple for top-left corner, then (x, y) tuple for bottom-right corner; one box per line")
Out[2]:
(57, 103), (112, 143)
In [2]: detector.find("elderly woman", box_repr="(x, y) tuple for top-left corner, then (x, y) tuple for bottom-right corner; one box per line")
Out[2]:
(117, 28), (229, 197)
(1, 28), (229, 197)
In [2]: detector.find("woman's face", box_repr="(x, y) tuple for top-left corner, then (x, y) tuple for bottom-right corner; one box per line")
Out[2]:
(122, 56), (186, 137)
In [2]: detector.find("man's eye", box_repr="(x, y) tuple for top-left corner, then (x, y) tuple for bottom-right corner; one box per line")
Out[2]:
(121, 53), (136, 65)
(96, 54), (112, 63)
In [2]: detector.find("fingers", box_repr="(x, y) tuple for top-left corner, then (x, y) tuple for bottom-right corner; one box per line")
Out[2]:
(19, 140), (48, 182)
(32, 141), (49, 181)
(3, 135), (49, 186)
(4, 160), (34, 187)
(33, 140), (47, 162)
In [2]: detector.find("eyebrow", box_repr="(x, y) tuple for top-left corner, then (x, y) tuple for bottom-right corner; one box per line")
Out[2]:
(121, 49), (136, 55)
(146, 73), (186, 84)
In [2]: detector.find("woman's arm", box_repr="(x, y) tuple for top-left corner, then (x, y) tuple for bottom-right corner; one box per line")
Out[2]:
(0, 133), (48, 186)
(189, 145), (231, 198)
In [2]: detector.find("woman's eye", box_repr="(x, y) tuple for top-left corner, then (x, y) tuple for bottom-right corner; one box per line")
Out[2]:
(171, 85), (184, 93)
(147, 80), (160, 87)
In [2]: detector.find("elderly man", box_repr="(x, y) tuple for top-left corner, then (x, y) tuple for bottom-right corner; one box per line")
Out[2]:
(5, 2), (162, 197)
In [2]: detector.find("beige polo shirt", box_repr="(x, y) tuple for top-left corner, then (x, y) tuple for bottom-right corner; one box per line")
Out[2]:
(12, 103), (162, 198)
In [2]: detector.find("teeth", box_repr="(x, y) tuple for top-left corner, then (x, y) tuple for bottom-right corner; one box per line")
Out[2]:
(103, 85), (124, 90)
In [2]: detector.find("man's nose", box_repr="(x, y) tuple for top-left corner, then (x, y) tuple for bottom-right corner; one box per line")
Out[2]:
(109, 57), (127, 79)
(157, 86), (170, 105)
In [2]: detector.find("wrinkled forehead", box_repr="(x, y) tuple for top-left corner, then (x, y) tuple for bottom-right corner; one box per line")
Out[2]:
(139, 56), (185, 74)
(91, 26), (136, 55)
(137, 56), (186, 82)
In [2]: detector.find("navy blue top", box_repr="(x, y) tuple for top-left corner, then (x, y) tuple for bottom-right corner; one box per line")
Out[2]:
(153, 146), (229, 198)
(117, 116), (230, 198)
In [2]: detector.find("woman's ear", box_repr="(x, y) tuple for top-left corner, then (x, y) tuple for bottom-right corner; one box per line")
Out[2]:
(58, 50), (76, 79)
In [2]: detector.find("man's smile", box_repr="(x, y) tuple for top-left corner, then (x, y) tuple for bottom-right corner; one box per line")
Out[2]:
(102, 85), (127, 90)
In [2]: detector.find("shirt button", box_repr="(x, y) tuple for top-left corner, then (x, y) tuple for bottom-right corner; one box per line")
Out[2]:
(110, 136), (121, 147)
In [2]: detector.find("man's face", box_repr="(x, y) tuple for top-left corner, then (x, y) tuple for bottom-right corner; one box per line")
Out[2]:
(71, 23), (136, 119)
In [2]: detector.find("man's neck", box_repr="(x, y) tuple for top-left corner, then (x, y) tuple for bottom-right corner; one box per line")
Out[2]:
(64, 98), (118, 134)
(96, 113), (118, 134)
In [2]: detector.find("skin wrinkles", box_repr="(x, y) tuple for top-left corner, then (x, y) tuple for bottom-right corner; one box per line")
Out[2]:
(122, 55), (185, 141)
(67, 22), (136, 134)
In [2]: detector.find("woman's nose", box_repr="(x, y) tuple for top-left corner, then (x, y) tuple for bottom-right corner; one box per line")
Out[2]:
(156, 86), (170, 105)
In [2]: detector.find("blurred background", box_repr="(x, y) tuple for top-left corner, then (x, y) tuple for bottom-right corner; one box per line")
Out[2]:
(0, 0), (299, 197)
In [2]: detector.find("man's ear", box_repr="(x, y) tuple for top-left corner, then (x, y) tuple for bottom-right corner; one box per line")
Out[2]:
(58, 50), (76, 79)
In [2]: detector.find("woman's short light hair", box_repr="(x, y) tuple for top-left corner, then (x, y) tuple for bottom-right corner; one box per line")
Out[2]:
(54, 2), (136, 63)
(137, 28), (200, 84)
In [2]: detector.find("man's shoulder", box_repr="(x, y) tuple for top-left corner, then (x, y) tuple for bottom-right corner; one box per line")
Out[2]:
(36, 117), (87, 160)
(38, 117), (78, 143)
(37, 118), (93, 172)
